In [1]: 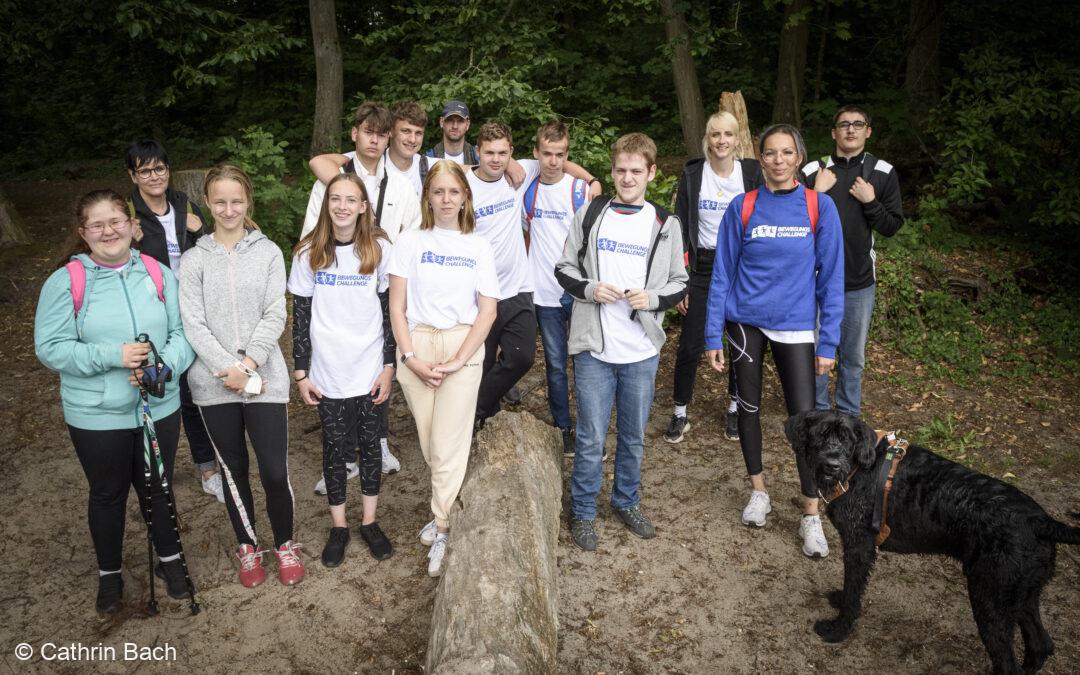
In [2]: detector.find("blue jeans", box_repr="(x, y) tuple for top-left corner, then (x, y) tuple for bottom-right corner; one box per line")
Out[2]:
(571, 352), (660, 520)
(816, 284), (876, 416)
(535, 294), (573, 429)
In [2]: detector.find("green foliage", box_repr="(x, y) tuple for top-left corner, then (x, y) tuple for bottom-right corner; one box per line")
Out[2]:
(913, 413), (982, 461)
(646, 170), (679, 210)
(220, 126), (307, 259)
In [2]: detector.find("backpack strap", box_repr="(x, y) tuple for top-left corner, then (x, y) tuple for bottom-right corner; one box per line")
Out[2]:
(419, 154), (430, 184)
(740, 189), (759, 230)
(65, 260), (86, 316)
(374, 171), (389, 228)
(570, 178), (588, 213)
(522, 175), (542, 226)
(139, 253), (166, 303)
(577, 196), (612, 271)
(861, 151), (877, 183)
(805, 187), (819, 235)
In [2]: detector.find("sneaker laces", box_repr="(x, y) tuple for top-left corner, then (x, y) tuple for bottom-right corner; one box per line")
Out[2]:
(236, 546), (265, 571)
(428, 536), (447, 560)
(803, 516), (826, 544)
(276, 541), (303, 568)
(621, 507), (648, 527)
(747, 491), (770, 512)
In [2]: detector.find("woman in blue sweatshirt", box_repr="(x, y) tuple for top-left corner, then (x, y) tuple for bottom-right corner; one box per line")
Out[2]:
(34, 189), (195, 614)
(704, 124), (844, 559)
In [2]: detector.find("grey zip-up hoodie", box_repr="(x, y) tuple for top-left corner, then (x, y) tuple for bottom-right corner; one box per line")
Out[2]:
(178, 229), (289, 406)
(555, 198), (688, 356)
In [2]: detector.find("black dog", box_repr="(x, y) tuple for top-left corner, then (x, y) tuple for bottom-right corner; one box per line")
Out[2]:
(785, 409), (1080, 674)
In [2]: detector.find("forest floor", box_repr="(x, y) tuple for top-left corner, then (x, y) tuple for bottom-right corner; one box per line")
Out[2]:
(1, 176), (1078, 673)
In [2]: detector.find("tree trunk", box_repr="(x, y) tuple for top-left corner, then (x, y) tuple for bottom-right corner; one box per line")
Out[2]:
(813, 4), (829, 103)
(659, 0), (706, 159)
(0, 187), (29, 247)
(771, 0), (811, 126)
(719, 91), (756, 159)
(426, 412), (561, 674)
(905, 0), (942, 123)
(309, 0), (343, 157)
(172, 169), (210, 212)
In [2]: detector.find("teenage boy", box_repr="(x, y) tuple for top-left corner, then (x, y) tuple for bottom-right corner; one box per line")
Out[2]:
(555, 133), (687, 551)
(425, 100), (478, 165)
(125, 139), (223, 503)
(517, 120), (597, 455)
(306, 101), (422, 486)
(385, 100), (430, 200)
(801, 105), (903, 417)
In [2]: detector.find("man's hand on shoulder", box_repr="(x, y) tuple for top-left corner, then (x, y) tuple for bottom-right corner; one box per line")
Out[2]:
(814, 167), (837, 193)
(187, 213), (203, 233)
(850, 176), (876, 204)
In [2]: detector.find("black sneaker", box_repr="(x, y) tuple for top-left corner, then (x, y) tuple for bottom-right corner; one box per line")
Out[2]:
(725, 410), (740, 441)
(359, 522), (393, 560)
(96, 573), (123, 615)
(321, 527), (350, 568)
(502, 385), (523, 406)
(154, 560), (192, 599)
(570, 518), (599, 551)
(663, 415), (690, 443)
(613, 505), (657, 539)
(561, 427), (575, 457)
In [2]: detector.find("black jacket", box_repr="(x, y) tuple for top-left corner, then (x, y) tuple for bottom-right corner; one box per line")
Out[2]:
(130, 187), (207, 269)
(674, 158), (764, 273)
(801, 151), (903, 291)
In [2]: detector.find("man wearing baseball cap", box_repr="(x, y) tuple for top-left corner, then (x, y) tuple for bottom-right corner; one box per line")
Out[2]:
(425, 100), (479, 165)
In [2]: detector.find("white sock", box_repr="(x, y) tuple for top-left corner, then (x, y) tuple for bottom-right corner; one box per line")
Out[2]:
(380, 438), (389, 453)
(674, 404), (688, 418)
(727, 399), (738, 414)
(99, 569), (121, 577)
(158, 553), (180, 563)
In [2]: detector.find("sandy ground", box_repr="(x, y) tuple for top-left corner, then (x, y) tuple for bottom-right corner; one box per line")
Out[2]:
(1, 178), (1077, 673)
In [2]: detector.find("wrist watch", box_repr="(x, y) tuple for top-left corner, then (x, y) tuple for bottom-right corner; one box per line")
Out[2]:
(400, 351), (415, 364)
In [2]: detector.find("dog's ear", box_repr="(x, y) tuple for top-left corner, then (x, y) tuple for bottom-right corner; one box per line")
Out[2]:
(852, 417), (878, 468)
(785, 410), (824, 451)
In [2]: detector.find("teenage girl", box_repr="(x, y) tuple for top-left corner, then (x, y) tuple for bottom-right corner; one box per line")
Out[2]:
(387, 160), (498, 577)
(289, 173), (395, 567)
(178, 164), (303, 587)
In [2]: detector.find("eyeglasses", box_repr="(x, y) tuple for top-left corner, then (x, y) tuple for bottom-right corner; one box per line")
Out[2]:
(761, 149), (798, 161)
(82, 218), (131, 235)
(134, 165), (169, 180)
(835, 121), (869, 131)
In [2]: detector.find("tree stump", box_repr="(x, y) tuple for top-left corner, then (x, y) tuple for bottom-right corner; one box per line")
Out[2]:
(0, 187), (29, 247)
(172, 169), (210, 211)
(720, 91), (757, 159)
(426, 411), (562, 675)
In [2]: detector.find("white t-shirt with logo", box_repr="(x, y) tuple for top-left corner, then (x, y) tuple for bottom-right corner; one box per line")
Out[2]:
(518, 160), (585, 307)
(591, 204), (658, 364)
(287, 239), (392, 399)
(697, 161), (745, 250)
(156, 205), (182, 273)
(385, 151), (423, 200)
(467, 165), (539, 300)
(387, 227), (500, 330)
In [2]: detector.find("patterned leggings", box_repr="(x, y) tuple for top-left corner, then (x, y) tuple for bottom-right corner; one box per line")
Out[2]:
(317, 394), (382, 506)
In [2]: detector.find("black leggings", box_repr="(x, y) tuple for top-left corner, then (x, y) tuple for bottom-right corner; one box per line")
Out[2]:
(68, 410), (181, 571)
(317, 394), (382, 506)
(726, 322), (817, 498)
(199, 402), (293, 548)
(673, 261), (736, 406)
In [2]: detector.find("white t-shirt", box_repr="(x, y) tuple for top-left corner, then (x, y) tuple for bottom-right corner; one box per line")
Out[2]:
(697, 161), (745, 250)
(467, 165), (538, 300)
(156, 205), (182, 273)
(518, 160), (584, 307)
(591, 204), (658, 364)
(387, 228), (500, 330)
(384, 151), (423, 200)
(444, 151), (465, 165)
(287, 239), (392, 399)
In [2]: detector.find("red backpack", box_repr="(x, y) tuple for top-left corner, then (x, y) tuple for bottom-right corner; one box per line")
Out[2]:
(66, 253), (165, 317)
(740, 186), (819, 234)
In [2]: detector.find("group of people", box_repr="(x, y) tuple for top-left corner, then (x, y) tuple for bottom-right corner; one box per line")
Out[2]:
(34, 97), (902, 615)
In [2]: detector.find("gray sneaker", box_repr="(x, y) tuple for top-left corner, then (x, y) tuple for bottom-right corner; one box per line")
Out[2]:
(570, 518), (599, 551)
(613, 505), (656, 539)
(724, 410), (740, 441)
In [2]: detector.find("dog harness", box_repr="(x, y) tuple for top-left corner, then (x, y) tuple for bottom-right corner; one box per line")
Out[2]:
(819, 431), (909, 546)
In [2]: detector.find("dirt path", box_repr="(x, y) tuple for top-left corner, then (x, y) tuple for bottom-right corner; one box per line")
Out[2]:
(1, 179), (1077, 673)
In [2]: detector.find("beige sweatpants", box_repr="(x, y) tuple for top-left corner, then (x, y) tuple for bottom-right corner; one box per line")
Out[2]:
(396, 324), (484, 529)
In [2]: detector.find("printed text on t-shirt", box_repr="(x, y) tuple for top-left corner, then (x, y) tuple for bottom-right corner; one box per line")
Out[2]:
(598, 238), (649, 257)
(420, 251), (478, 268)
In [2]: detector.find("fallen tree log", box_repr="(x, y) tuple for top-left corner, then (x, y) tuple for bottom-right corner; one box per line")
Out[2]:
(426, 411), (561, 675)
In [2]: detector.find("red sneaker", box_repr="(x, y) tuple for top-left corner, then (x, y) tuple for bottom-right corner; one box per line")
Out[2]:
(275, 541), (305, 585)
(236, 544), (266, 588)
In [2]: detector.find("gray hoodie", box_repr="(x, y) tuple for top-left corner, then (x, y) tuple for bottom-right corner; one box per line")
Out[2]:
(179, 229), (289, 406)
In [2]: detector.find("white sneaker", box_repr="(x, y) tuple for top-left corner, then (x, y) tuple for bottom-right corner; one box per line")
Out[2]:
(427, 533), (448, 577)
(741, 490), (772, 527)
(418, 519), (438, 546)
(314, 462), (359, 496)
(202, 472), (225, 504)
(800, 515), (830, 558)
(381, 442), (400, 475)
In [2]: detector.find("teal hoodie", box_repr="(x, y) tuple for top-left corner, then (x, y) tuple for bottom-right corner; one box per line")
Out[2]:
(34, 251), (195, 430)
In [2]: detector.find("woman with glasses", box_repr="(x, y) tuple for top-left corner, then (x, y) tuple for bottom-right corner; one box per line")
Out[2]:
(35, 189), (196, 614)
(703, 124), (845, 559)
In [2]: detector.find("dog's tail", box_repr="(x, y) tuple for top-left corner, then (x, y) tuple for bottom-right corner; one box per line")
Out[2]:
(1037, 516), (1080, 545)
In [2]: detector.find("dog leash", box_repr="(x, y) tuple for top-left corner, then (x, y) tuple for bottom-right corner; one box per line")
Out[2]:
(872, 432), (909, 546)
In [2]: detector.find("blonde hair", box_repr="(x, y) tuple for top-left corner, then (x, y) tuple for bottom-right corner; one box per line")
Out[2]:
(203, 164), (259, 231)
(702, 111), (742, 160)
(293, 173), (386, 275)
(420, 160), (476, 234)
(610, 132), (657, 169)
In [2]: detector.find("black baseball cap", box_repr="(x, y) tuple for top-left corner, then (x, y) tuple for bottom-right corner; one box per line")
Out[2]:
(441, 100), (470, 119)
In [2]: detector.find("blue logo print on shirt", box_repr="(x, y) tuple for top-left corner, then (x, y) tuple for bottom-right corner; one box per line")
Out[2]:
(314, 271), (372, 287)
(474, 198), (516, 219)
(597, 238), (648, 257)
(420, 251), (477, 268)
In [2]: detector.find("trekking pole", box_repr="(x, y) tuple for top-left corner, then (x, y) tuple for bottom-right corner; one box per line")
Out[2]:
(139, 390), (159, 617)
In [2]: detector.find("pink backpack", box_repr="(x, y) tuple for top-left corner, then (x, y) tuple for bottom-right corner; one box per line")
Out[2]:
(66, 253), (165, 316)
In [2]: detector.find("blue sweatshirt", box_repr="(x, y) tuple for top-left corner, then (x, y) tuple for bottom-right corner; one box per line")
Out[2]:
(704, 184), (844, 358)
(35, 251), (195, 430)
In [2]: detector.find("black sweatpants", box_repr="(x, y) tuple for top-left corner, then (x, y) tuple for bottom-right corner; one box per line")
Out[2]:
(476, 291), (537, 421)
(68, 410), (181, 572)
(726, 322), (817, 497)
(317, 394), (382, 506)
(199, 402), (293, 548)
(672, 255), (736, 406)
